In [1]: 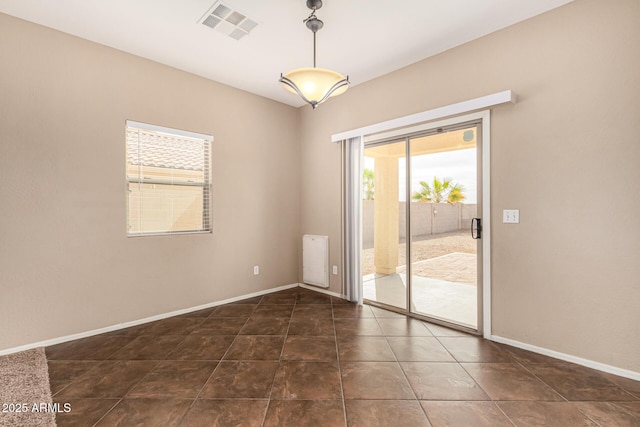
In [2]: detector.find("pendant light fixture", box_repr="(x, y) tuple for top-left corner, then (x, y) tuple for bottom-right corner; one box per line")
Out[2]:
(279, 0), (350, 109)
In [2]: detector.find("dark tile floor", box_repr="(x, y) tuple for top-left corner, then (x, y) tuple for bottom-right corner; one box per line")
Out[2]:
(46, 287), (640, 426)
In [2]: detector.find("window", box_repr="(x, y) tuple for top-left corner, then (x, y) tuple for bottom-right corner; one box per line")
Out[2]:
(126, 120), (212, 236)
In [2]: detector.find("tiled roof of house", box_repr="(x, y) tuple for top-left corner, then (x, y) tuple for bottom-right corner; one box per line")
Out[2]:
(126, 128), (207, 171)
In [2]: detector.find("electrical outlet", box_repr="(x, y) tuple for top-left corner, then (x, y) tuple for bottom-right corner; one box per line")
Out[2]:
(253, 265), (259, 275)
(503, 209), (520, 224)
(332, 265), (338, 275)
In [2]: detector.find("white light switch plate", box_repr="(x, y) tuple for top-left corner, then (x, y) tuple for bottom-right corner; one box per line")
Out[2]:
(332, 265), (338, 275)
(503, 209), (520, 223)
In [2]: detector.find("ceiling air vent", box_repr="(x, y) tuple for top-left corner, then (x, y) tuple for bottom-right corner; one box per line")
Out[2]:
(199, 1), (258, 40)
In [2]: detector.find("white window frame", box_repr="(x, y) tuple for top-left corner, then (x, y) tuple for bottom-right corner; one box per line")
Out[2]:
(126, 120), (213, 237)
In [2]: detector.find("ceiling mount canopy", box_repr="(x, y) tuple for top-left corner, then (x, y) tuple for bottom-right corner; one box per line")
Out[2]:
(279, 0), (350, 109)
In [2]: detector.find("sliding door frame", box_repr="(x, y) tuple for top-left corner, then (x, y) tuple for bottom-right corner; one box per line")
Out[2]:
(357, 110), (492, 337)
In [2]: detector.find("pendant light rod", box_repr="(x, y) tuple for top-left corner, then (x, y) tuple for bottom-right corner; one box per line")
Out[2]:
(304, 3), (322, 68)
(306, 17), (323, 67)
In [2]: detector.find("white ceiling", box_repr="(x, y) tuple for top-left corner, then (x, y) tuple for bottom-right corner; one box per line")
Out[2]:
(0, 0), (573, 107)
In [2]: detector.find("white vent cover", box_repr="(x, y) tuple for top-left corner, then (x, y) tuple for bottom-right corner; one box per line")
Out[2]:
(303, 235), (329, 288)
(199, 1), (258, 40)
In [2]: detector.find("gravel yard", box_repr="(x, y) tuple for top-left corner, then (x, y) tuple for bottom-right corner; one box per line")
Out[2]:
(362, 231), (476, 277)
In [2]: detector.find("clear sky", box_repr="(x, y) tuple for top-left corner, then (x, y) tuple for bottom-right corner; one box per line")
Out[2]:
(364, 148), (477, 203)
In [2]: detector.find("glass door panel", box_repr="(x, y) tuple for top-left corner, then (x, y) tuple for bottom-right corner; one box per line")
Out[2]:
(362, 140), (407, 310)
(409, 126), (479, 328)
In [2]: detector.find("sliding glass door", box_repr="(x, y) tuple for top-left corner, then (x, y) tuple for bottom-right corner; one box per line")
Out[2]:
(408, 126), (480, 329)
(361, 122), (482, 331)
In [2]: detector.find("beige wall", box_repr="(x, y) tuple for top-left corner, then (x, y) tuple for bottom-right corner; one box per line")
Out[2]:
(299, 0), (640, 372)
(0, 14), (300, 350)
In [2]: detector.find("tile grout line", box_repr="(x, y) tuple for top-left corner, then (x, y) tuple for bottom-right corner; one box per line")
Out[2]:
(90, 398), (123, 427)
(260, 289), (298, 427)
(519, 356), (638, 422)
(48, 358), (103, 400)
(119, 321), (204, 426)
(332, 297), (349, 427)
(518, 358), (640, 404)
(89, 355), (164, 427)
(429, 332), (495, 404)
(184, 298), (258, 425)
(491, 401), (518, 427)
(431, 332), (535, 411)
(374, 312), (424, 412)
(514, 359), (572, 403)
(51, 334), (167, 426)
(571, 402), (606, 427)
(378, 312), (493, 425)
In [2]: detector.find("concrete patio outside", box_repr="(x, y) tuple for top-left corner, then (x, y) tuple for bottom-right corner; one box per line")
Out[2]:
(363, 249), (478, 329)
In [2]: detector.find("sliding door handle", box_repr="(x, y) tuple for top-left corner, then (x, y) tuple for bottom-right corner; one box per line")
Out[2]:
(471, 218), (482, 239)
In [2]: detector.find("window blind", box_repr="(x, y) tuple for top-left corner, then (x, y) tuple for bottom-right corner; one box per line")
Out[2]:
(126, 121), (212, 236)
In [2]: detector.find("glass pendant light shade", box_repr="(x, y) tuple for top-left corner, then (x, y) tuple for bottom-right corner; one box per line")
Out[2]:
(280, 67), (349, 108)
(279, 1), (349, 109)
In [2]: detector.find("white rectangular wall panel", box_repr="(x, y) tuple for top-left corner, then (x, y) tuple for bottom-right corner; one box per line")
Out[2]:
(303, 235), (329, 288)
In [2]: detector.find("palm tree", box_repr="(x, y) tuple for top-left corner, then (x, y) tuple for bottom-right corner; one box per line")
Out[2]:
(363, 168), (375, 200)
(411, 177), (465, 204)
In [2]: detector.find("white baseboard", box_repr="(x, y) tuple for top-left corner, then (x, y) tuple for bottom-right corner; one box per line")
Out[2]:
(299, 283), (346, 299)
(0, 283), (299, 357)
(490, 334), (640, 381)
